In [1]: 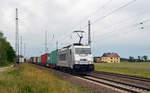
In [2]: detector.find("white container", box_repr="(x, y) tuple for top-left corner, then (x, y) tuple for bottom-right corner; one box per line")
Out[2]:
(19, 58), (25, 63)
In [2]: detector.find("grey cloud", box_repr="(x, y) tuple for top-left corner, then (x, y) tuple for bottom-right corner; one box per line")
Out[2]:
(0, 0), (150, 58)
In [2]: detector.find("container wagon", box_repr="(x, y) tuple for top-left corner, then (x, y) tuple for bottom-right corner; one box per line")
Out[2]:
(41, 53), (48, 65)
(36, 57), (39, 64)
(30, 57), (34, 63)
(47, 52), (57, 68)
(47, 53), (51, 67)
(33, 57), (36, 64)
(19, 57), (25, 63)
(50, 50), (58, 68)
(37, 57), (41, 64)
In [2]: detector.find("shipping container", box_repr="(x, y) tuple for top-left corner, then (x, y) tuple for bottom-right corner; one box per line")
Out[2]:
(19, 57), (25, 63)
(37, 57), (40, 64)
(41, 53), (47, 65)
(50, 50), (58, 64)
(33, 57), (36, 63)
(36, 57), (38, 63)
(30, 57), (34, 63)
(47, 53), (51, 64)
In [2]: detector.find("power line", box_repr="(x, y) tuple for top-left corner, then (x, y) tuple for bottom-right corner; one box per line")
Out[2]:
(98, 10), (146, 32)
(90, 11), (149, 43)
(52, 0), (136, 49)
(93, 19), (150, 42)
(58, 0), (113, 43)
(59, 0), (136, 47)
(72, 0), (113, 30)
(81, 0), (136, 29)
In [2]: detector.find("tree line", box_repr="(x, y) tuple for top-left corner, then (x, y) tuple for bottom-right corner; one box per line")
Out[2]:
(129, 55), (148, 62)
(0, 32), (16, 66)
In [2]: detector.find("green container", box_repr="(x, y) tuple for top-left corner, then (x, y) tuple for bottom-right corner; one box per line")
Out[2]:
(50, 50), (58, 64)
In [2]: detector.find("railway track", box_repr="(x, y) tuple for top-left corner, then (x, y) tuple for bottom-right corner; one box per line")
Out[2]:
(78, 75), (150, 93)
(94, 71), (150, 82)
(33, 64), (150, 93)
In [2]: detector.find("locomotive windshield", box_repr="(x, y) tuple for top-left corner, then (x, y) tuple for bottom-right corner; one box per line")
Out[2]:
(75, 48), (91, 54)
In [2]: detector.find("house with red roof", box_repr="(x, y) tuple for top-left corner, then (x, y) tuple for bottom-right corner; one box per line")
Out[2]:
(100, 53), (120, 63)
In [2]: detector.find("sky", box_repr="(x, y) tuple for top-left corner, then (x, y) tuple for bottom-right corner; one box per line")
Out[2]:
(0, 0), (150, 59)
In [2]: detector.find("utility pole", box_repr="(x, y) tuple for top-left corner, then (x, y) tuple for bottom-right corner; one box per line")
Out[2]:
(24, 42), (25, 58)
(56, 40), (58, 50)
(88, 20), (91, 46)
(45, 30), (48, 53)
(15, 8), (19, 64)
(20, 36), (22, 57)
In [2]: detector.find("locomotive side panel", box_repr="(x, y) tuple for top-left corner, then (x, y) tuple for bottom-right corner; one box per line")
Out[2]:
(57, 49), (69, 67)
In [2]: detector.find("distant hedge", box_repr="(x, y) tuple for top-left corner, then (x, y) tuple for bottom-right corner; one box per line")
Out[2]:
(0, 32), (16, 66)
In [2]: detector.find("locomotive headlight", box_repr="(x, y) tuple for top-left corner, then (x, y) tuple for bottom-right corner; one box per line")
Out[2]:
(88, 58), (92, 61)
(75, 61), (79, 64)
(75, 58), (80, 61)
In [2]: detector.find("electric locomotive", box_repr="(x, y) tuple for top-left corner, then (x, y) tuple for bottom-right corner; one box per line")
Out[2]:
(56, 43), (94, 73)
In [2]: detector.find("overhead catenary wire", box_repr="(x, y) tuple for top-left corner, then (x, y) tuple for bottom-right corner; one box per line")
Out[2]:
(58, 0), (114, 45)
(56, 0), (136, 46)
(97, 9), (147, 32)
(91, 11), (146, 55)
(71, 0), (113, 30)
(59, 0), (137, 47)
(89, 8), (149, 43)
(93, 19), (150, 42)
(80, 0), (136, 30)
(95, 14), (144, 38)
(52, 0), (137, 50)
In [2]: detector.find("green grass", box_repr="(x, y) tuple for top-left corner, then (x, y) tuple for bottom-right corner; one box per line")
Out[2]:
(94, 62), (150, 78)
(0, 62), (14, 68)
(0, 63), (89, 93)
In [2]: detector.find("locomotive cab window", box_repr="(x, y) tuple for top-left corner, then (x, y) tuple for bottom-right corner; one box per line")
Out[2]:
(75, 48), (91, 54)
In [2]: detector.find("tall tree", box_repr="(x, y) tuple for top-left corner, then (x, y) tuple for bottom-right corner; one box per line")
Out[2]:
(138, 56), (141, 62)
(143, 55), (148, 62)
(129, 56), (134, 62)
(0, 31), (16, 65)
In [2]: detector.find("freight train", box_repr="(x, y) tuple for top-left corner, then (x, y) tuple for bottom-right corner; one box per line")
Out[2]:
(30, 43), (94, 74)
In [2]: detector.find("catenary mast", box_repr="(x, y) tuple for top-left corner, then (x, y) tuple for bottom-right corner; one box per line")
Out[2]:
(88, 20), (91, 46)
(15, 8), (19, 63)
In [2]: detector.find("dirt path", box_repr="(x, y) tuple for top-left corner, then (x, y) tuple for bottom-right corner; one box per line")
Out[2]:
(0, 65), (13, 72)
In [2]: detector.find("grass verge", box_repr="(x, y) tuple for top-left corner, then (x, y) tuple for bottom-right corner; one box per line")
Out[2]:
(94, 62), (150, 78)
(0, 63), (88, 93)
(0, 62), (14, 68)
